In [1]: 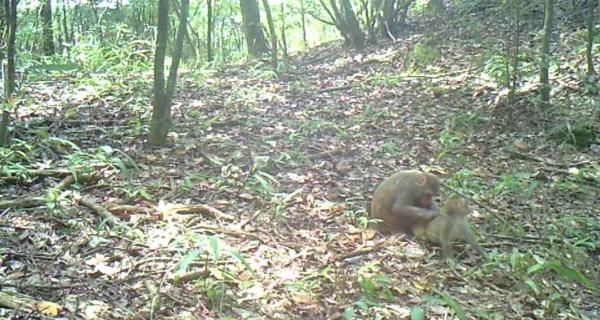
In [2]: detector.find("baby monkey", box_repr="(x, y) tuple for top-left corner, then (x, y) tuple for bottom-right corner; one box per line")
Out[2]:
(412, 194), (485, 259)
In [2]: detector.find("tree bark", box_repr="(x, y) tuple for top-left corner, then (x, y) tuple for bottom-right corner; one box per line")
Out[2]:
(586, 0), (596, 75)
(148, 0), (170, 146)
(280, 2), (288, 58)
(240, 0), (269, 57)
(207, 0), (214, 62)
(149, 0), (189, 146)
(0, 0), (17, 146)
(320, 0), (365, 49)
(40, 0), (55, 55)
(539, 0), (554, 105)
(300, 0), (308, 47)
(261, 0), (278, 70)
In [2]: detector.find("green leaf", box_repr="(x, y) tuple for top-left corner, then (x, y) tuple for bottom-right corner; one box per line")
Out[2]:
(343, 306), (355, 320)
(228, 249), (256, 275)
(97, 145), (114, 155)
(432, 289), (467, 320)
(410, 306), (425, 320)
(527, 263), (545, 275)
(208, 235), (220, 263)
(525, 279), (539, 295)
(545, 260), (595, 289)
(177, 250), (201, 273)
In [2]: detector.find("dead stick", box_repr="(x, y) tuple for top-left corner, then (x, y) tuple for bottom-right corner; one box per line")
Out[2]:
(74, 195), (121, 227)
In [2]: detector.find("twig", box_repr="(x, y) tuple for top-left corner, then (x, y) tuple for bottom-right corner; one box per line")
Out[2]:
(338, 239), (388, 261)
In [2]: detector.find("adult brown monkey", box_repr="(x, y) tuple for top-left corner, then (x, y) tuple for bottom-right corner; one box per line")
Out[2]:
(371, 170), (440, 234)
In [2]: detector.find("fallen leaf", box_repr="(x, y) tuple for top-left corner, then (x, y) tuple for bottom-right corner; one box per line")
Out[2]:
(36, 301), (62, 317)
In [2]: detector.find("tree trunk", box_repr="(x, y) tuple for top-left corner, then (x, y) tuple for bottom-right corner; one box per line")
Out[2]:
(149, 0), (189, 146)
(280, 2), (288, 58)
(1, 0), (17, 146)
(149, 0), (170, 146)
(300, 0), (308, 47)
(61, 0), (70, 49)
(240, 0), (269, 57)
(372, 0), (414, 40)
(586, 0), (596, 76)
(261, 0), (278, 70)
(207, 0), (214, 62)
(320, 0), (365, 49)
(40, 0), (55, 55)
(539, 0), (554, 105)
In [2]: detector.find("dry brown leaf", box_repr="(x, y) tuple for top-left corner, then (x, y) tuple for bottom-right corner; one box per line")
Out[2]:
(36, 301), (62, 317)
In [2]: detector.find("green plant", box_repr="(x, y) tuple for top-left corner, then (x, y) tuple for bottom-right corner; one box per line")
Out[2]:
(482, 52), (509, 86)
(44, 188), (69, 217)
(492, 172), (538, 199)
(424, 289), (467, 320)
(549, 121), (598, 148)
(354, 209), (379, 229)
(176, 236), (255, 314)
(408, 42), (440, 70)
(446, 169), (485, 191)
(249, 170), (279, 195)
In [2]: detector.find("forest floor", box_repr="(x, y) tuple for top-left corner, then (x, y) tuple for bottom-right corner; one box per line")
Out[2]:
(2, 15), (600, 320)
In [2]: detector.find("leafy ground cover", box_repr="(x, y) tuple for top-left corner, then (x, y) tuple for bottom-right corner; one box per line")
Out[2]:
(1, 16), (599, 320)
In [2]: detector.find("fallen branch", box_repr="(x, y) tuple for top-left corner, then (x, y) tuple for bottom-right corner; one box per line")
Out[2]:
(106, 204), (152, 215)
(0, 197), (45, 209)
(172, 270), (210, 285)
(162, 203), (235, 221)
(74, 195), (121, 227)
(53, 173), (99, 191)
(0, 290), (62, 316)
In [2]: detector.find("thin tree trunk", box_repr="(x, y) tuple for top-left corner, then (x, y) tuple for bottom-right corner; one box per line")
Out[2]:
(207, 0), (214, 62)
(539, 0), (554, 105)
(166, 0), (188, 103)
(586, 0), (596, 75)
(1, 0), (17, 146)
(280, 2), (288, 58)
(61, 0), (70, 48)
(261, 0), (278, 70)
(149, 0), (189, 146)
(148, 0), (170, 146)
(41, 0), (55, 55)
(300, 0), (308, 47)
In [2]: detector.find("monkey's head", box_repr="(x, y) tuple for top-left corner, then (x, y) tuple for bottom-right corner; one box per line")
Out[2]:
(414, 172), (440, 209)
(444, 194), (469, 217)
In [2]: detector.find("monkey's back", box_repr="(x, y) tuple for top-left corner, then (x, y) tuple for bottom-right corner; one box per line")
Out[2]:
(370, 171), (414, 232)
(415, 215), (466, 244)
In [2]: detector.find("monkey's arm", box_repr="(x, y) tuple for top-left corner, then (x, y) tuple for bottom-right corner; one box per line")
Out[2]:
(391, 201), (439, 222)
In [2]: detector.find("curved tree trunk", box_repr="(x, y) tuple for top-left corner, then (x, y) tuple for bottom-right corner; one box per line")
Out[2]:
(320, 0), (365, 49)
